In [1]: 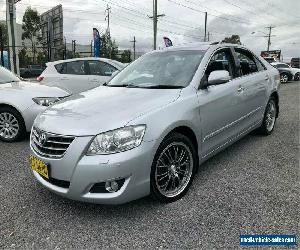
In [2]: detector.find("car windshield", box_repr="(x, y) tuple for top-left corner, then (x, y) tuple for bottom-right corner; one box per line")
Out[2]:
(108, 50), (205, 88)
(0, 66), (20, 84)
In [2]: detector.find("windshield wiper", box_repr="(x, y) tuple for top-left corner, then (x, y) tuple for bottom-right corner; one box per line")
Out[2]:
(139, 85), (184, 89)
(107, 83), (141, 88)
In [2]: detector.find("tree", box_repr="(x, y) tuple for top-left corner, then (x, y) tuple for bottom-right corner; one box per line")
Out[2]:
(120, 50), (132, 63)
(18, 47), (30, 67)
(100, 34), (119, 59)
(222, 35), (241, 45)
(22, 7), (41, 64)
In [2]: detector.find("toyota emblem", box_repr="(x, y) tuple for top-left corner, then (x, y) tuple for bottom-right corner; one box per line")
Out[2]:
(39, 133), (47, 145)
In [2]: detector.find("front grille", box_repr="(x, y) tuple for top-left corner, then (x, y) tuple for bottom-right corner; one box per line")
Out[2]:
(31, 127), (74, 159)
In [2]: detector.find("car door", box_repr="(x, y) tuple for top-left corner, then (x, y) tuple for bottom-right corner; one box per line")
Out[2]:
(87, 60), (118, 86)
(57, 60), (90, 94)
(233, 48), (269, 130)
(197, 48), (246, 157)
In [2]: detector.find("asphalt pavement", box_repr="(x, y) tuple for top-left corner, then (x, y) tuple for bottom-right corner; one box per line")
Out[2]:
(0, 81), (299, 249)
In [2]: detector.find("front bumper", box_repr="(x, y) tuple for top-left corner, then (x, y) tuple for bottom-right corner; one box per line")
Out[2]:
(30, 136), (157, 204)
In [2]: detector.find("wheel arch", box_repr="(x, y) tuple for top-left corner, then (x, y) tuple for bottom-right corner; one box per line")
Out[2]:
(0, 103), (26, 124)
(270, 91), (279, 118)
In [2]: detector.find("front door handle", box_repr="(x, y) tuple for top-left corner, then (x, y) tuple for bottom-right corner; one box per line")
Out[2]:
(264, 75), (269, 81)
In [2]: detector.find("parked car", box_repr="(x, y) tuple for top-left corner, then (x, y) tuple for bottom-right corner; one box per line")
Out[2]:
(29, 42), (280, 204)
(291, 58), (300, 69)
(0, 66), (69, 142)
(37, 57), (125, 94)
(271, 62), (300, 83)
(20, 65), (45, 78)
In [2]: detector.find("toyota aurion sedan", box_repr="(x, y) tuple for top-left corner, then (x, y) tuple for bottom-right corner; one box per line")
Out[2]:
(0, 66), (69, 142)
(30, 42), (280, 204)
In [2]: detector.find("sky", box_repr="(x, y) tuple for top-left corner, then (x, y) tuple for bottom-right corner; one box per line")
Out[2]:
(0, 0), (299, 60)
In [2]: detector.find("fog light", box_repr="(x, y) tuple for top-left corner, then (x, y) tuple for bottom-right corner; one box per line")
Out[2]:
(105, 181), (119, 193)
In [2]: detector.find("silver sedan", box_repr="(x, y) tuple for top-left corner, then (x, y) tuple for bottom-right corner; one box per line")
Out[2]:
(30, 42), (280, 204)
(0, 66), (69, 142)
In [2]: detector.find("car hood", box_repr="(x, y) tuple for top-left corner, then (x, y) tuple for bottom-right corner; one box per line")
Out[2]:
(35, 86), (181, 136)
(0, 81), (69, 98)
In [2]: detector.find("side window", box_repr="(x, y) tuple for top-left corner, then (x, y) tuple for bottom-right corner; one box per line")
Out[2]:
(65, 61), (86, 75)
(235, 49), (258, 76)
(55, 63), (66, 74)
(205, 49), (235, 80)
(254, 57), (266, 71)
(88, 61), (117, 76)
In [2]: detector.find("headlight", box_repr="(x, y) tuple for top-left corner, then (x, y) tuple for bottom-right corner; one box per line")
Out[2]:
(32, 97), (61, 106)
(87, 125), (146, 155)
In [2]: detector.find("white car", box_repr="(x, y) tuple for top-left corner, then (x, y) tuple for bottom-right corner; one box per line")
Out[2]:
(0, 66), (68, 142)
(37, 58), (125, 94)
(271, 62), (300, 83)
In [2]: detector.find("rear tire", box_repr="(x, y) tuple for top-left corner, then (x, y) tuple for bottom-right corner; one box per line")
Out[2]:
(255, 97), (277, 135)
(150, 132), (198, 203)
(0, 106), (26, 142)
(294, 73), (300, 81)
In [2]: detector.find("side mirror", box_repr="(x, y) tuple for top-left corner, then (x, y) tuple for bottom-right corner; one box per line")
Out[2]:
(208, 70), (231, 86)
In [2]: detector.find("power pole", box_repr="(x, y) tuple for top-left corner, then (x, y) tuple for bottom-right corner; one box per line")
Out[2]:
(204, 12), (207, 42)
(266, 26), (275, 51)
(72, 40), (76, 58)
(105, 5), (112, 58)
(0, 26), (4, 66)
(130, 36), (136, 60)
(207, 31), (210, 42)
(149, 0), (165, 50)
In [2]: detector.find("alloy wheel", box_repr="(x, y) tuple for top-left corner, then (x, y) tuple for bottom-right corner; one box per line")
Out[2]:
(280, 74), (288, 83)
(0, 112), (20, 139)
(155, 142), (194, 198)
(265, 101), (276, 132)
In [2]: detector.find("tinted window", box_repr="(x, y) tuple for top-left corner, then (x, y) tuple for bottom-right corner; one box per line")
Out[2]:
(205, 49), (235, 79)
(66, 61), (86, 75)
(235, 49), (258, 76)
(55, 63), (65, 73)
(88, 61), (117, 76)
(55, 61), (86, 75)
(276, 64), (289, 68)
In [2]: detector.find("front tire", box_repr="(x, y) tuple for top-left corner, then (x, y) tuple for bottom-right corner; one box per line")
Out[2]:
(150, 132), (198, 203)
(256, 97), (277, 135)
(280, 73), (289, 83)
(294, 73), (300, 81)
(0, 106), (26, 142)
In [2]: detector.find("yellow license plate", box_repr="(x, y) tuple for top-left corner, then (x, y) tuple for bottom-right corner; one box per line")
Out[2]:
(30, 155), (49, 179)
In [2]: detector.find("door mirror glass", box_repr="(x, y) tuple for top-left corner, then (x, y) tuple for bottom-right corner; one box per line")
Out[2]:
(208, 70), (231, 85)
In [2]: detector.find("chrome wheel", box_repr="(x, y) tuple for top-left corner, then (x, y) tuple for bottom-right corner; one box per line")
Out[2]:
(265, 101), (276, 132)
(280, 74), (288, 83)
(0, 112), (20, 139)
(155, 142), (193, 198)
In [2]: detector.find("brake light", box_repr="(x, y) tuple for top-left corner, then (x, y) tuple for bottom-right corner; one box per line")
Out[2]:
(37, 76), (44, 82)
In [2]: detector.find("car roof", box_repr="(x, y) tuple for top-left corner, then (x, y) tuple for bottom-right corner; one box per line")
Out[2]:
(152, 41), (251, 53)
(47, 57), (122, 66)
